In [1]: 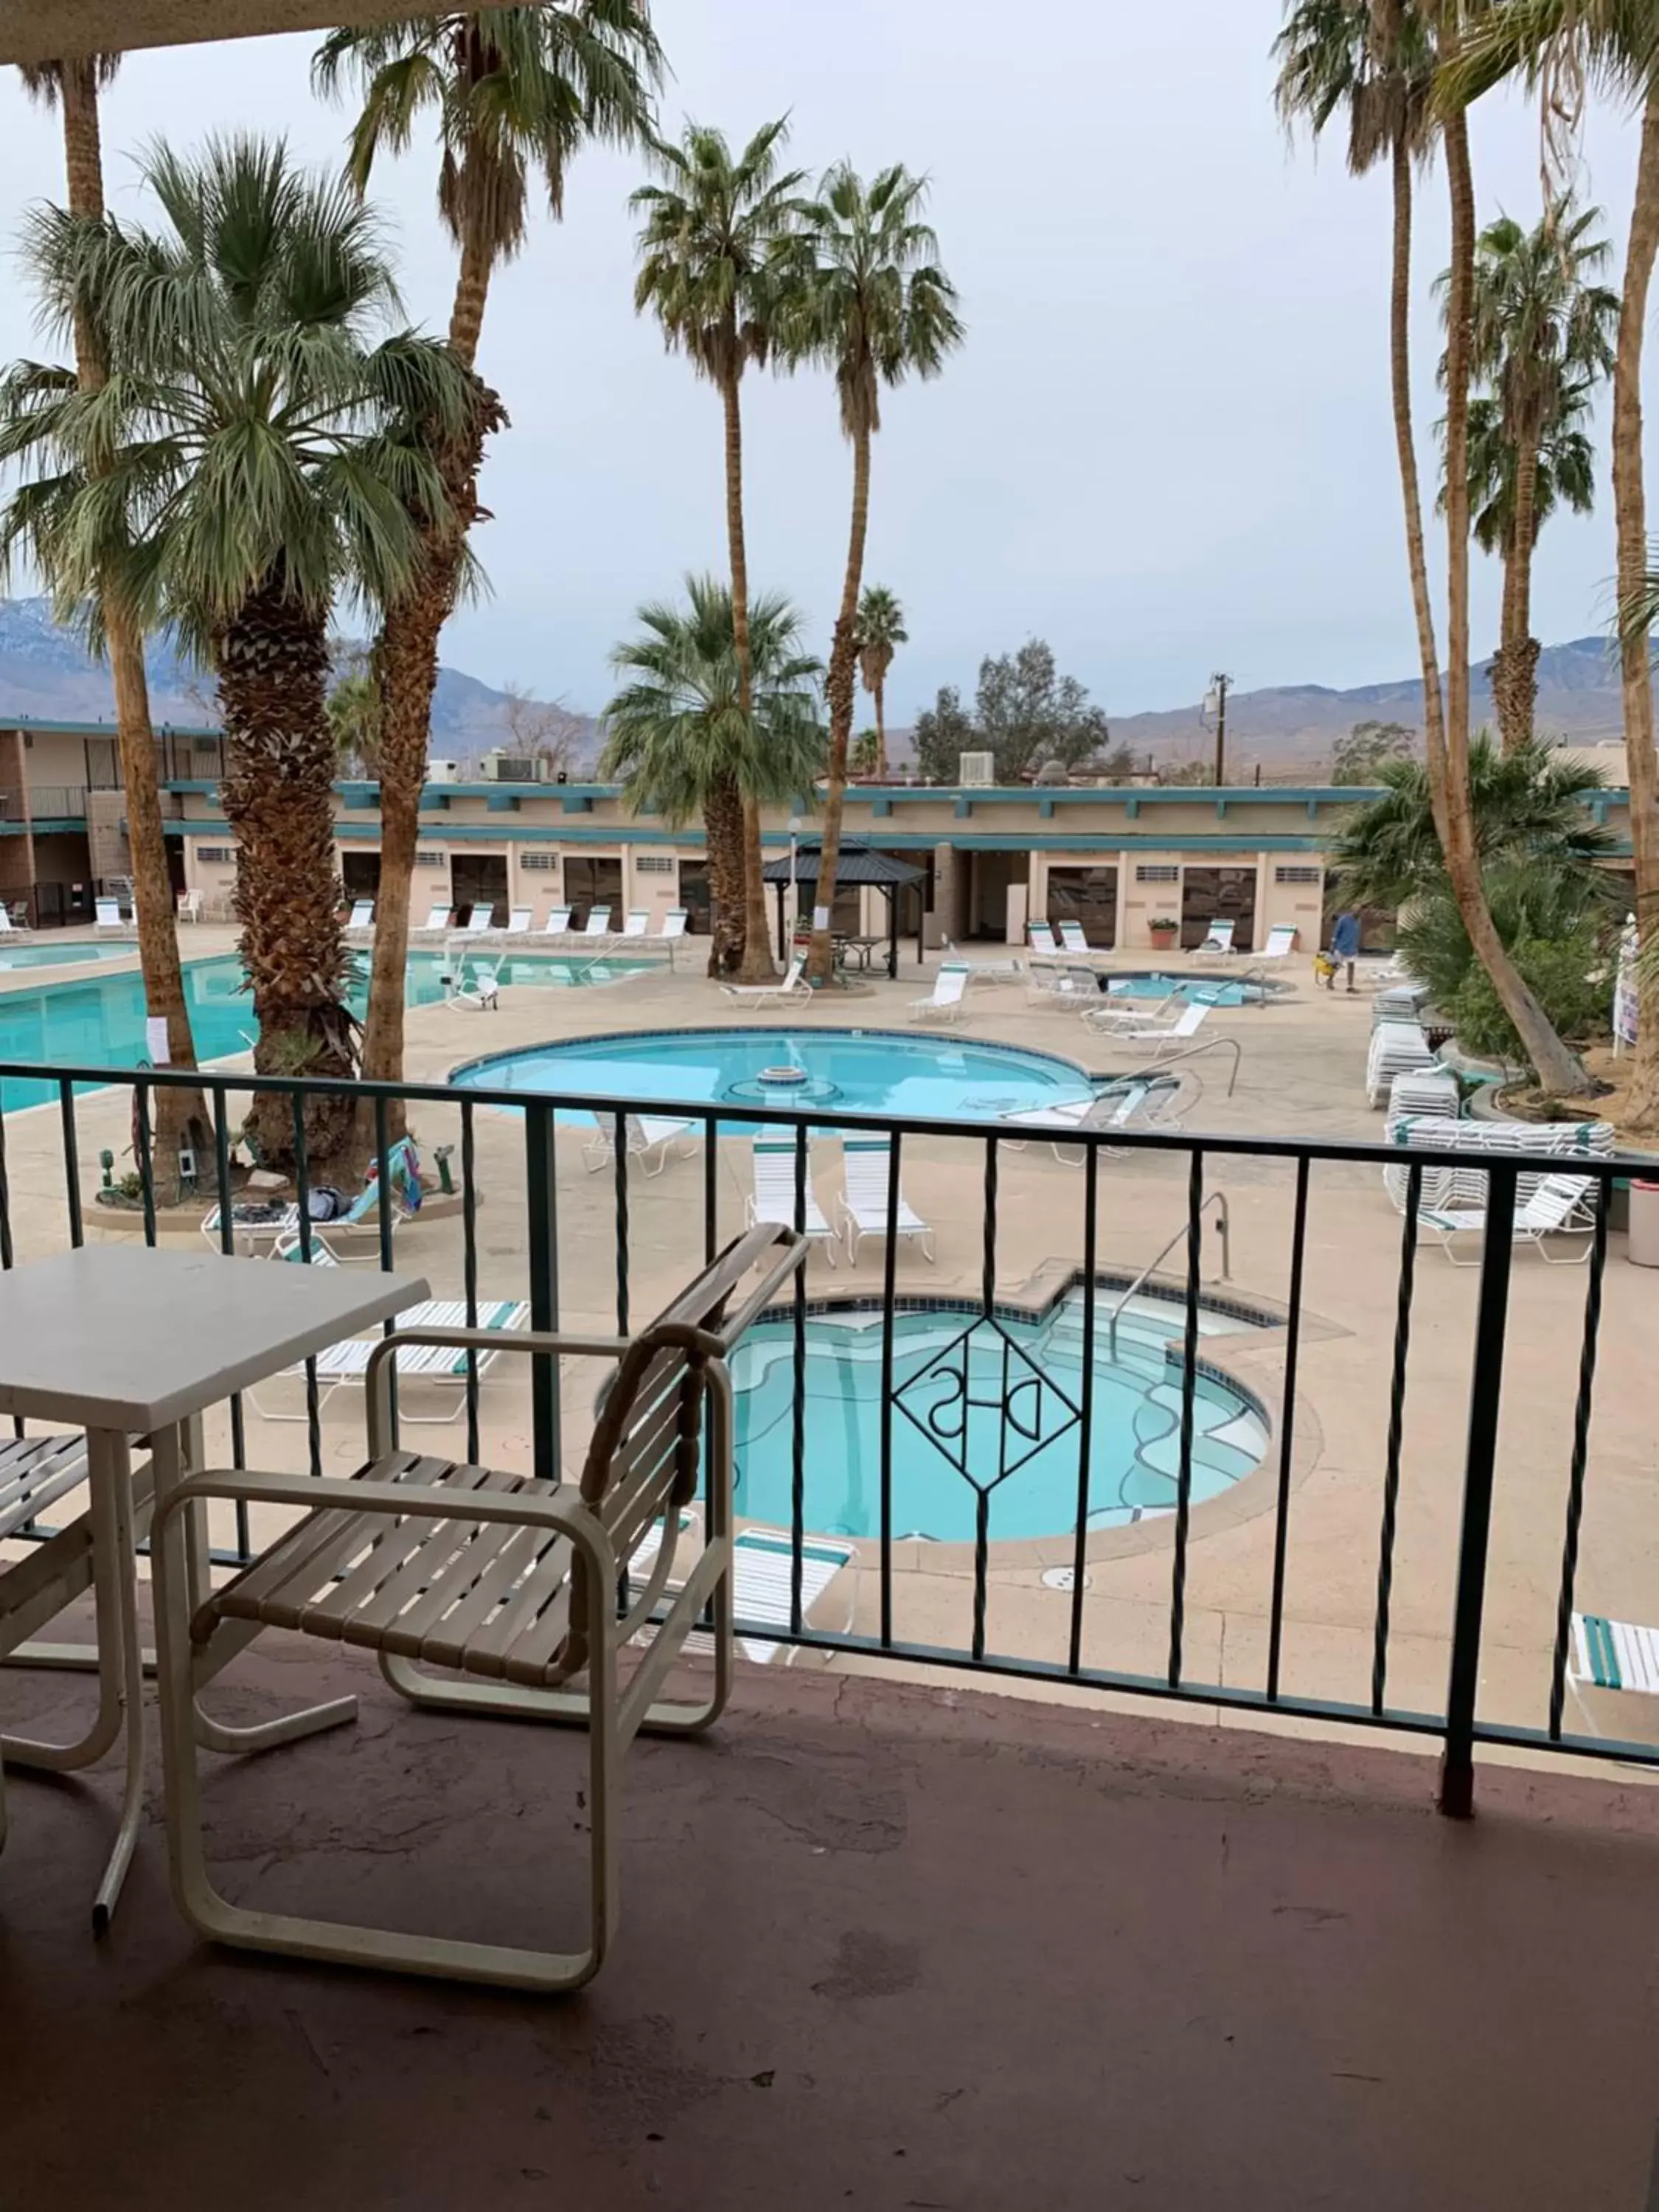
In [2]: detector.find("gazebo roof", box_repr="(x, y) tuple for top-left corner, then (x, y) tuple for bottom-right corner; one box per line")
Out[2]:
(759, 841), (924, 889)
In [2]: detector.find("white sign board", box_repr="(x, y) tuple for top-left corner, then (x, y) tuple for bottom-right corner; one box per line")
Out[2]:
(145, 1015), (171, 1066)
(1615, 918), (1639, 1053)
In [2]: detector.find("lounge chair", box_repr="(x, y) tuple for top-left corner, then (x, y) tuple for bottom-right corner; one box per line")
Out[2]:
(94, 898), (129, 936)
(0, 905), (31, 938)
(1027, 921), (1062, 960)
(1056, 919), (1111, 962)
(943, 939), (1023, 985)
(658, 908), (689, 945)
(455, 905), (494, 937)
(492, 905), (533, 940)
(246, 1298), (532, 1424)
(1366, 1018), (1435, 1106)
(1570, 1614), (1659, 1700)
(144, 1220), (809, 1992)
(444, 956), (501, 1011)
(1088, 981), (1183, 1027)
(837, 1136), (936, 1265)
(745, 1135), (837, 1263)
(1387, 1068), (1460, 1119)
(1083, 1000), (1209, 1058)
(721, 952), (809, 1005)
(176, 890), (204, 925)
(1025, 966), (1098, 1009)
(204, 1139), (422, 1257)
(629, 1517), (858, 1666)
(571, 905), (613, 945)
(1193, 918), (1236, 959)
(909, 962), (970, 1023)
(610, 909), (650, 948)
(1257, 924), (1298, 961)
(540, 905), (574, 939)
(582, 1112), (698, 1178)
(998, 1076), (1186, 1162)
(344, 898), (375, 940)
(1418, 1170), (1596, 1266)
(411, 902), (453, 940)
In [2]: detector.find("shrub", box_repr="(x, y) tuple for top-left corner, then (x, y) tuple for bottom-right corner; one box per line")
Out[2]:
(1445, 930), (1612, 1070)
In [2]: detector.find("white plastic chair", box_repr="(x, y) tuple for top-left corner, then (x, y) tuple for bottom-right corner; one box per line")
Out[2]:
(658, 908), (689, 944)
(1083, 1001), (1209, 1061)
(909, 962), (970, 1023)
(722, 953), (809, 1005)
(0, 905), (30, 937)
(1193, 919), (1236, 959)
(344, 899), (375, 939)
(94, 898), (127, 935)
(582, 1113), (698, 1178)
(574, 905), (613, 942)
(176, 890), (204, 925)
(246, 1298), (532, 1423)
(1259, 924), (1298, 960)
(837, 1137), (936, 1265)
(456, 906), (494, 937)
(745, 1135), (837, 1263)
(1419, 1172), (1596, 1266)
(495, 905), (532, 939)
(540, 905), (573, 939)
(611, 909), (650, 947)
(412, 903), (453, 940)
(1027, 921), (1062, 959)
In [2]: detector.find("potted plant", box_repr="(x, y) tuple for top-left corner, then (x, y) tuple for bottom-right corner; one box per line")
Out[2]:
(1148, 916), (1179, 947)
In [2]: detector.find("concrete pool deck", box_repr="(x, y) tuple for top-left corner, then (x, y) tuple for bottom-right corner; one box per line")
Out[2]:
(3, 928), (1658, 1773)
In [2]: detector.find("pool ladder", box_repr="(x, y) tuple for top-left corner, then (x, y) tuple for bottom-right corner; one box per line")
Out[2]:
(1106, 1192), (1231, 1360)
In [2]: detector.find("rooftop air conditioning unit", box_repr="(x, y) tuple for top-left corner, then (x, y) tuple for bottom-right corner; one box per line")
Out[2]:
(479, 751), (538, 782)
(427, 759), (460, 785)
(958, 750), (996, 787)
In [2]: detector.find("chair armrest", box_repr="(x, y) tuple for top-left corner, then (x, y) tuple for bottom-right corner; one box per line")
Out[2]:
(153, 1465), (611, 1553)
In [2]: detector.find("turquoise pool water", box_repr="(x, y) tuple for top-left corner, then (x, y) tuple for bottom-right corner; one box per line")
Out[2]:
(0, 941), (139, 972)
(1105, 972), (1257, 1008)
(0, 950), (649, 1114)
(452, 1026), (1096, 1123)
(730, 1291), (1267, 1542)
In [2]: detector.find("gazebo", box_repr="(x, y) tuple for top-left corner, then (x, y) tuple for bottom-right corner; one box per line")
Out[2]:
(759, 841), (927, 980)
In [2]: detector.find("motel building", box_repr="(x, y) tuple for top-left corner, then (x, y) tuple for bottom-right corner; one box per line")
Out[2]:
(0, 718), (1639, 953)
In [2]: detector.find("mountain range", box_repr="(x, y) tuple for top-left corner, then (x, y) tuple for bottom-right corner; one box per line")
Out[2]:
(0, 596), (1633, 776)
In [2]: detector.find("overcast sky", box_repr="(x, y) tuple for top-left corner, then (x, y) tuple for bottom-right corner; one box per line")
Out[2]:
(0, 1), (1651, 723)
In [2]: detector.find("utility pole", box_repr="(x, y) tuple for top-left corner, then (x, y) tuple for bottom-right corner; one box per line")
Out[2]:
(1203, 672), (1232, 786)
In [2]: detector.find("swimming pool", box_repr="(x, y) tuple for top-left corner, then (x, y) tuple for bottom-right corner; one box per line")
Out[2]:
(1103, 971), (1279, 1009)
(730, 1290), (1268, 1543)
(452, 1026), (1099, 1123)
(0, 950), (650, 1113)
(0, 941), (139, 973)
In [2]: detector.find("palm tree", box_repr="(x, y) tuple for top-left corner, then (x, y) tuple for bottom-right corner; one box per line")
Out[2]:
(15, 52), (204, 1176)
(1436, 199), (1618, 749)
(1441, 0), (1659, 1124)
(328, 652), (384, 776)
(599, 577), (824, 953)
(780, 165), (962, 984)
(854, 584), (906, 776)
(630, 119), (808, 980)
(313, 4), (661, 1083)
(0, 136), (475, 1165)
(1276, 0), (1587, 1094)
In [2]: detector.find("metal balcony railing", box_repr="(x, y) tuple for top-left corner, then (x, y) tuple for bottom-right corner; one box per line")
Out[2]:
(0, 1056), (1635, 1818)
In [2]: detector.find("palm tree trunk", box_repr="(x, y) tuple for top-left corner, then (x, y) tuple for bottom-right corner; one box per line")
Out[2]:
(704, 773), (747, 976)
(448, 213), (493, 373)
(1503, 432), (1541, 752)
(58, 56), (204, 1178)
(218, 574), (357, 1168)
(1615, 87), (1659, 1130)
(1388, 136), (1451, 843)
(874, 671), (888, 777)
(808, 422), (872, 986)
(720, 366), (771, 981)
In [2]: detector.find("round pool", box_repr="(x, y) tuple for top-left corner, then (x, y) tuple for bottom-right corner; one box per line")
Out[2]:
(1103, 970), (1287, 1009)
(451, 1026), (1099, 1122)
(730, 1291), (1269, 1543)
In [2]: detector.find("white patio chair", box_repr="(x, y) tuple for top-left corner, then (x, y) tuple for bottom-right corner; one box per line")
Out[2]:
(456, 906), (494, 938)
(176, 890), (204, 925)
(1082, 1001), (1209, 1062)
(836, 1136), (936, 1265)
(909, 962), (970, 1023)
(610, 909), (650, 948)
(1087, 981), (1183, 1027)
(745, 1135), (837, 1263)
(540, 905), (573, 939)
(1025, 966), (1098, 1009)
(1258, 924), (1298, 960)
(1056, 919), (1110, 962)
(1027, 921), (1062, 960)
(582, 1113), (698, 1178)
(1193, 918), (1236, 959)
(658, 908), (689, 945)
(721, 952), (809, 1005)
(1570, 1614), (1659, 1702)
(244, 1298), (532, 1424)
(943, 939), (1023, 985)
(493, 905), (532, 940)
(94, 898), (129, 936)
(0, 905), (31, 937)
(1366, 1019), (1434, 1106)
(444, 956), (501, 1011)
(572, 905), (613, 944)
(998, 1076), (1186, 1163)
(344, 899), (375, 941)
(145, 1222), (809, 1992)
(1418, 1171), (1596, 1266)
(411, 903), (453, 941)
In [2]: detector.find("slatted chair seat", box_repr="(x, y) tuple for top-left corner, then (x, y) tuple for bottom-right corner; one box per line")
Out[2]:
(147, 1220), (809, 1992)
(0, 1433), (89, 1540)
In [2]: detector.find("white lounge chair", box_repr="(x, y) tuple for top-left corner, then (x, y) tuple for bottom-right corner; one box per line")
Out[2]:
(412, 902), (453, 940)
(572, 905), (613, 944)
(94, 898), (128, 936)
(610, 909), (650, 948)
(998, 1077), (1185, 1162)
(1570, 1614), (1659, 1700)
(540, 905), (573, 939)
(628, 1516), (858, 1666)
(1366, 1019), (1435, 1106)
(142, 1221), (808, 1993)
(745, 1135), (837, 1263)
(176, 889), (204, 925)
(943, 939), (1023, 985)
(1258, 924), (1298, 961)
(494, 905), (533, 939)
(1088, 981), (1183, 1027)
(909, 962), (970, 1023)
(1193, 918), (1236, 959)
(658, 908), (689, 945)
(0, 905), (31, 938)
(1027, 921), (1062, 960)
(1418, 1171), (1596, 1266)
(1083, 999), (1209, 1055)
(837, 1137), (936, 1265)
(582, 1112), (698, 1178)
(1056, 919), (1111, 962)
(344, 898), (375, 940)
(1388, 1068), (1460, 1119)
(246, 1298), (532, 1423)
(722, 952), (809, 1005)
(444, 956), (501, 1011)
(456, 905), (494, 937)
(1025, 966), (1098, 1009)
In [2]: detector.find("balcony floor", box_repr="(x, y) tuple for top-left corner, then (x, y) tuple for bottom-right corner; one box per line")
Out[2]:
(3, 1638), (1657, 2210)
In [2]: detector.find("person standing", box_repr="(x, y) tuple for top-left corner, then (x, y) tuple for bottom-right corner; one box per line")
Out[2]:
(1328, 909), (1361, 993)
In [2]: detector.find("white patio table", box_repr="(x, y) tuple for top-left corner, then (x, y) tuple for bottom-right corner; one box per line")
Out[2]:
(0, 1244), (427, 1930)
